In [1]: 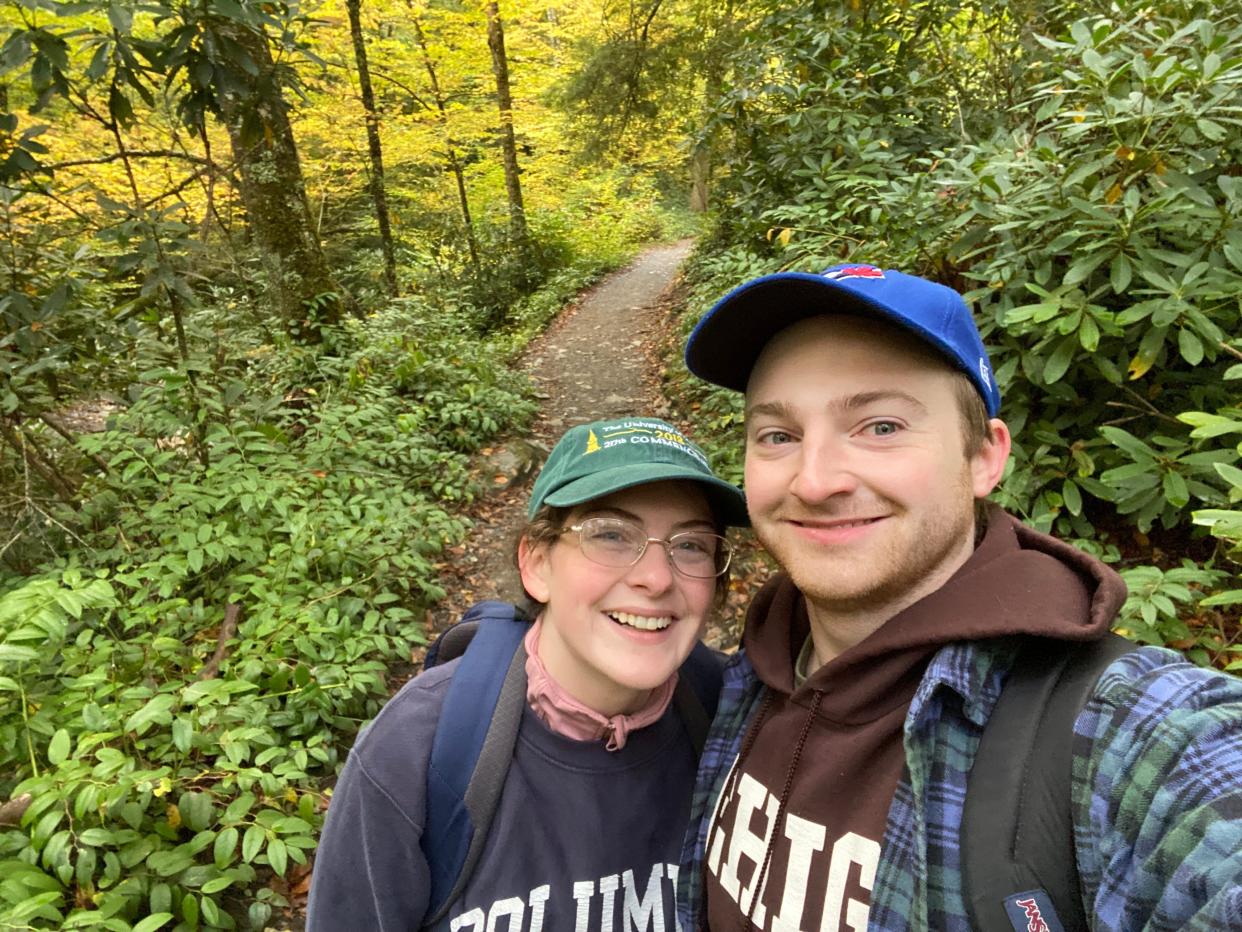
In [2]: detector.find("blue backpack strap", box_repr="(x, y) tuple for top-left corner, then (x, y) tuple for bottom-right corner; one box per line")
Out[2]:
(423, 612), (720, 923)
(674, 642), (725, 755)
(423, 601), (530, 924)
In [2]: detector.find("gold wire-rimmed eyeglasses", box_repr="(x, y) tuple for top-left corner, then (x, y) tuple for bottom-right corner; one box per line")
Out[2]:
(560, 516), (732, 579)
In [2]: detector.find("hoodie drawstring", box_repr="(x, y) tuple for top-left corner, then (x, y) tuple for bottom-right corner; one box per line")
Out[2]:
(699, 691), (775, 932)
(743, 688), (824, 930)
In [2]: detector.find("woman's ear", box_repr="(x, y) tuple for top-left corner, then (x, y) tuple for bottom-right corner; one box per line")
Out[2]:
(517, 536), (552, 605)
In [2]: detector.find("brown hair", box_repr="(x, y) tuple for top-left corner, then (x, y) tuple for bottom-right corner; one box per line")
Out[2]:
(949, 370), (998, 532)
(951, 370), (992, 457)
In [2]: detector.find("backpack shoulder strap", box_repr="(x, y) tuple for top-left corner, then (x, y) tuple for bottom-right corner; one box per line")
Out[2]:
(423, 602), (530, 925)
(963, 633), (1136, 932)
(673, 642), (725, 756)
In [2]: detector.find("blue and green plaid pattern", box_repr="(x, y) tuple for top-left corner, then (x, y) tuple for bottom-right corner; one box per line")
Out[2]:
(677, 641), (1242, 930)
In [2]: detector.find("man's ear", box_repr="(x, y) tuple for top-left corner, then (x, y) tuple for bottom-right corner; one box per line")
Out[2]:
(970, 418), (1012, 498)
(517, 536), (552, 605)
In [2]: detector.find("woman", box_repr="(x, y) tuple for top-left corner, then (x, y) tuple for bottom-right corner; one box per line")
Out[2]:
(307, 415), (746, 930)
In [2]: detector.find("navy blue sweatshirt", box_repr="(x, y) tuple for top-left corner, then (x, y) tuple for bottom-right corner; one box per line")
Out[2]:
(307, 659), (698, 931)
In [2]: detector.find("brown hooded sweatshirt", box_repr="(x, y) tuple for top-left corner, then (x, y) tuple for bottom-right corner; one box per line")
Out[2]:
(703, 506), (1126, 931)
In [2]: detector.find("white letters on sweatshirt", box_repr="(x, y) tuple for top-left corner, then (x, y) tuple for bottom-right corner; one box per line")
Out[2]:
(450, 864), (682, 932)
(708, 765), (881, 932)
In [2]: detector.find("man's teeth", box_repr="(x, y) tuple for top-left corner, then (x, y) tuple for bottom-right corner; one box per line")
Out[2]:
(609, 612), (672, 631)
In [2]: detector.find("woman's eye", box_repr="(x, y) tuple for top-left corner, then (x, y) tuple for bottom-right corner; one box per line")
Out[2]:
(672, 537), (713, 556)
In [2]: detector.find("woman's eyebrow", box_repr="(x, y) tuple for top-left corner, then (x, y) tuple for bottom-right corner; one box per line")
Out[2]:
(580, 506), (715, 531)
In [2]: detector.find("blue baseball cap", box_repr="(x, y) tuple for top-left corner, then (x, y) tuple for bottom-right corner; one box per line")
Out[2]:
(684, 264), (1001, 416)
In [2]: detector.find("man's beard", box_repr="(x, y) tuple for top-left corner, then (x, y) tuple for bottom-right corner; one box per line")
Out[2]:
(754, 479), (977, 618)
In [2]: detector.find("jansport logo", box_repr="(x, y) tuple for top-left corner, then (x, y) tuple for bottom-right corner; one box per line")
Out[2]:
(1014, 897), (1051, 932)
(823, 265), (885, 281)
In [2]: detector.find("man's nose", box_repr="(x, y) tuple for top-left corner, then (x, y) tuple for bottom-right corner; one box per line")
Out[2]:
(788, 437), (859, 504)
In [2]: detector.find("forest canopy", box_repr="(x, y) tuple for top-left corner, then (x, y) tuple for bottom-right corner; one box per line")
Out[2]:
(0, 0), (1239, 927)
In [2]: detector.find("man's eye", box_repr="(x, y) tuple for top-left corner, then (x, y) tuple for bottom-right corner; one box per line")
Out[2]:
(868, 421), (901, 436)
(758, 429), (794, 445)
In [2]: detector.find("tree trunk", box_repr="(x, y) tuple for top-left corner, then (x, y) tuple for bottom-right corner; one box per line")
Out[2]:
(210, 20), (351, 340)
(689, 144), (710, 212)
(346, 0), (398, 296)
(484, 1), (530, 256)
(689, 61), (722, 213)
(690, 2), (733, 213)
(411, 15), (482, 280)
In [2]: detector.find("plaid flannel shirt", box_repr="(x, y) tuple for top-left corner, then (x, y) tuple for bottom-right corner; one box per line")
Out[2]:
(676, 640), (1242, 930)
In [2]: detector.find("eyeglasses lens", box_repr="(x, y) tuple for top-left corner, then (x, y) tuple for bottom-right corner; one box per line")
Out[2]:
(575, 518), (729, 578)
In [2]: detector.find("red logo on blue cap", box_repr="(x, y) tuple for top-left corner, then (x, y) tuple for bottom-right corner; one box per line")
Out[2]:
(823, 265), (885, 281)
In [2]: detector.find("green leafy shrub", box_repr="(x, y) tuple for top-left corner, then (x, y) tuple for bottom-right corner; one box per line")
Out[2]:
(0, 287), (541, 927)
(668, 0), (1242, 668)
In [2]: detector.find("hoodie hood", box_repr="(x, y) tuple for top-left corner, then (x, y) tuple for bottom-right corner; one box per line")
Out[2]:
(743, 505), (1127, 718)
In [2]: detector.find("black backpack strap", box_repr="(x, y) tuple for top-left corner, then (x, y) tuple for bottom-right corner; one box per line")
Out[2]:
(963, 633), (1135, 932)
(423, 620), (479, 669)
(674, 642), (725, 756)
(423, 601), (530, 670)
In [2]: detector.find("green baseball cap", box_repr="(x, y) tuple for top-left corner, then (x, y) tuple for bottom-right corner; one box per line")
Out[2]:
(527, 416), (748, 526)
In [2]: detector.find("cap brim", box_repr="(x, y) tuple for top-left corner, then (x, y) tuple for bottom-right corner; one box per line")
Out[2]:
(543, 462), (749, 527)
(685, 272), (917, 392)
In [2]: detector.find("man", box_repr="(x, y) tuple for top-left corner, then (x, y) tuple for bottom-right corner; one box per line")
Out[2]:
(675, 264), (1242, 931)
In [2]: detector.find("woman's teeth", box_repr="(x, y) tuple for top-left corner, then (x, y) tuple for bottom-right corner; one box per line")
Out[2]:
(608, 612), (672, 631)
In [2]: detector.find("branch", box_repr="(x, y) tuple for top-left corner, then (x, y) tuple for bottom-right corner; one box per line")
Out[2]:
(197, 603), (241, 681)
(1108, 385), (1185, 426)
(45, 150), (212, 172)
(369, 68), (434, 112)
(140, 161), (227, 211)
(0, 417), (80, 506)
(38, 412), (110, 474)
(638, 0), (663, 42)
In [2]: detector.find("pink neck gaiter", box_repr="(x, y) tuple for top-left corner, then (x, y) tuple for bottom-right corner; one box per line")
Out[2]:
(524, 617), (678, 751)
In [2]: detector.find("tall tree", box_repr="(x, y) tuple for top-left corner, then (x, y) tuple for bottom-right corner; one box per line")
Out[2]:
(411, 14), (482, 280)
(197, 13), (353, 337)
(554, 0), (731, 202)
(484, 1), (530, 256)
(688, 0), (737, 212)
(346, 0), (399, 295)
